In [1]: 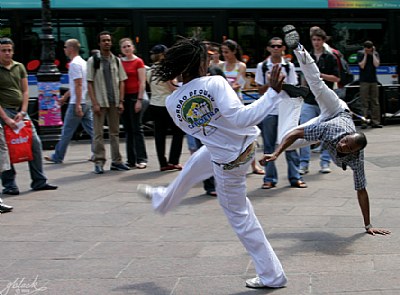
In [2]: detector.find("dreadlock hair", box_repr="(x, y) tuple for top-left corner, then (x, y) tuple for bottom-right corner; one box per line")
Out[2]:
(152, 37), (208, 83)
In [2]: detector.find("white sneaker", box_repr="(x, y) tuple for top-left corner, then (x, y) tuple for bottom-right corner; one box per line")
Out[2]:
(137, 184), (153, 200)
(298, 166), (309, 175)
(247, 276), (284, 289)
(319, 165), (332, 174)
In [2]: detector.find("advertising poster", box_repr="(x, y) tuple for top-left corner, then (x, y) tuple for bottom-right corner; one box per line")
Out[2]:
(37, 82), (63, 127)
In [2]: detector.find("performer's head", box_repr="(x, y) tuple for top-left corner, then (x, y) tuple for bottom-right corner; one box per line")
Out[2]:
(152, 37), (208, 83)
(336, 132), (367, 154)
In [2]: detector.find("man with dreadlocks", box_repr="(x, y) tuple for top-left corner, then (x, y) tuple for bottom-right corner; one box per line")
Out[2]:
(138, 37), (289, 289)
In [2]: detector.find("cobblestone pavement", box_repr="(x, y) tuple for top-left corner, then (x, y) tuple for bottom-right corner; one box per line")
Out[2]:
(0, 125), (399, 294)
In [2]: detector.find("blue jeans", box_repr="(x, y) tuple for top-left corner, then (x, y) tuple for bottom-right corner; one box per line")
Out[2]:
(299, 103), (331, 168)
(262, 114), (301, 185)
(50, 103), (94, 163)
(1, 109), (47, 190)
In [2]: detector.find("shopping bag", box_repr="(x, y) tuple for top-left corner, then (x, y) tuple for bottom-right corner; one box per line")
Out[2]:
(4, 120), (33, 164)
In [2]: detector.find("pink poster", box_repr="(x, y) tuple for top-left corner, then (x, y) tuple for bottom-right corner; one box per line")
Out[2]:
(37, 82), (63, 127)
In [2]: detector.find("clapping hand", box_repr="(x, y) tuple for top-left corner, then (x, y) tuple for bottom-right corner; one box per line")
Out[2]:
(269, 64), (285, 93)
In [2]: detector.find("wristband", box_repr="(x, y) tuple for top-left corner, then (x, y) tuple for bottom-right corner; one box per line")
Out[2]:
(137, 98), (143, 101)
(365, 224), (373, 231)
(20, 111), (27, 116)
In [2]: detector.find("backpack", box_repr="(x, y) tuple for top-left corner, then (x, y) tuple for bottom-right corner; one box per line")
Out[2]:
(331, 50), (354, 87)
(262, 61), (290, 85)
(92, 51), (120, 75)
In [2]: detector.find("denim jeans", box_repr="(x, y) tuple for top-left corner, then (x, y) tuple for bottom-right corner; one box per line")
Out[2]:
(50, 103), (94, 163)
(262, 114), (301, 185)
(299, 103), (331, 168)
(1, 109), (47, 190)
(122, 93), (148, 165)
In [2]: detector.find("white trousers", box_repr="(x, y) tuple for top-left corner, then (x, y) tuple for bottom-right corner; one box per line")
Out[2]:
(276, 47), (349, 150)
(151, 145), (287, 287)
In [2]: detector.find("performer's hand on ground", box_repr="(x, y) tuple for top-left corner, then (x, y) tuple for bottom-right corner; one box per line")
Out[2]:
(366, 227), (391, 236)
(259, 153), (278, 166)
(269, 64), (285, 93)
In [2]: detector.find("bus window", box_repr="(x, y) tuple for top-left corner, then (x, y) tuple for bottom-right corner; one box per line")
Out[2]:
(28, 20), (90, 72)
(184, 24), (212, 41)
(0, 19), (11, 37)
(332, 22), (388, 64)
(148, 23), (178, 50)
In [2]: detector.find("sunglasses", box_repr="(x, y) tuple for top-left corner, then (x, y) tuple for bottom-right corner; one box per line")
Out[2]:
(270, 44), (283, 48)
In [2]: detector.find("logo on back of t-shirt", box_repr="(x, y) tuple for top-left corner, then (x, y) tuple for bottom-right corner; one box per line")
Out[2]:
(175, 90), (219, 136)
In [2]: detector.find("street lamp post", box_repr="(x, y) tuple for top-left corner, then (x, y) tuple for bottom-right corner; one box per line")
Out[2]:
(36, 0), (63, 150)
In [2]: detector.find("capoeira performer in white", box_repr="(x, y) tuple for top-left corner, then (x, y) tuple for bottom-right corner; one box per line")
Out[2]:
(260, 25), (390, 236)
(138, 37), (290, 289)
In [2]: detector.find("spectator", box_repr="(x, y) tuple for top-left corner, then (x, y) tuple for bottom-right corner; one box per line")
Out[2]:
(119, 38), (148, 169)
(208, 46), (223, 68)
(87, 31), (129, 174)
(221, 39), (264, 175)
(298, 27), (339, 175)
(0, 37), (57, 195)
(147, 44), (184, 171)
(45, 39), (94, 164)
(357, 40), (382, 129)
(255, 37), (306, 189)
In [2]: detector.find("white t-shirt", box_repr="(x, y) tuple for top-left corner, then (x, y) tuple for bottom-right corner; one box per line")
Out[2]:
(255, 57), (298, 115)
(68, 55), (88, 104)
(166, 75), (281, 163)
(147, 66), (173, 107)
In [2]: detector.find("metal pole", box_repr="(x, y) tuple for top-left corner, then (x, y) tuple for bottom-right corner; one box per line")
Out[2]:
(36, 0), (62, 150)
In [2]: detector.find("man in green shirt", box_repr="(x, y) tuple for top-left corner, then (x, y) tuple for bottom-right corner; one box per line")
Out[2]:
(0, 37), (57, 195)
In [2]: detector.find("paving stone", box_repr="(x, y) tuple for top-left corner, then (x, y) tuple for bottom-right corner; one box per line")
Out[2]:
(0, 126), (399, 294)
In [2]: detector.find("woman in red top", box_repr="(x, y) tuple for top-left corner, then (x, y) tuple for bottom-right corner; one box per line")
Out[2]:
(119, 38), (148, 169)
